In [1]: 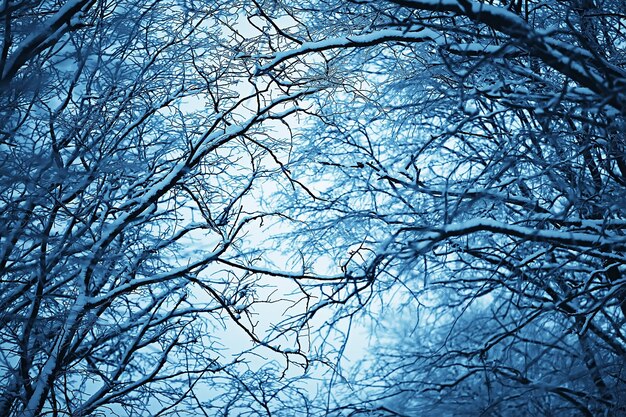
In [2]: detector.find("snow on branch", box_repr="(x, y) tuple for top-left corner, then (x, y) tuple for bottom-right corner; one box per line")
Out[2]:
(388, 0), (626, 112)
(412, 218), (626, 252)
(1, 0), (96, 84)
(256, 28), (440, 75)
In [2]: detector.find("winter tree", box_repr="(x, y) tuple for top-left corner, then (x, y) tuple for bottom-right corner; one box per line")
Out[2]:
(0, 1), (324, 416)
(252, 0), (626, 416)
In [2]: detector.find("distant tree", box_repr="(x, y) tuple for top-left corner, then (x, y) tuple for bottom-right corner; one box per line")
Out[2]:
(253, 0), (626, 415)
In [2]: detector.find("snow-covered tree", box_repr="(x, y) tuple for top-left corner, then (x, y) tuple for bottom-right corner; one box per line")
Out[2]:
(0, 1), (322, 416)
(253, 0), (626, 415)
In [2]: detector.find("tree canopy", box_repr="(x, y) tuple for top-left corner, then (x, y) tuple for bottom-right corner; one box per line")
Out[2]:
(1, 0), (625, 416)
